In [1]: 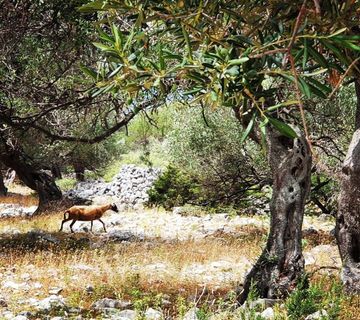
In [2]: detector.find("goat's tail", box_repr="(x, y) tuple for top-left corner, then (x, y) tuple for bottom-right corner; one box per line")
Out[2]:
(63, 210), (70, 220)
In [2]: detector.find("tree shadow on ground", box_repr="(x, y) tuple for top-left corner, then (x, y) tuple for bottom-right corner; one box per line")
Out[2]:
(0, 229), (146, 254)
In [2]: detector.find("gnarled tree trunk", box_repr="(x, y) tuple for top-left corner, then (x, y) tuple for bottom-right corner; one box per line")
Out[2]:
(238, 127), (312, 303)
(51, 164), (62, 179)
(0, 170), (7, 196)
(0, 143), (62, 214)
(336, 81), (360, 292)
(74, 163), (85, 182)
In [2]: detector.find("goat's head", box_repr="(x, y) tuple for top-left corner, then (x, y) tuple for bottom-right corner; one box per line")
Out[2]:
(111, 203), (119, 213)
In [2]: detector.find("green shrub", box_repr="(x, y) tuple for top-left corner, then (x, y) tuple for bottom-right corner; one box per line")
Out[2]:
(286, 275), (321, 319)
(196, 305), (211, 320)
(124, 108), (173, 147)
(56, 178), (76, 191)
(147, 165), (200, 210)
(167, 107), (268, 207)
(285, 275), (342, 320)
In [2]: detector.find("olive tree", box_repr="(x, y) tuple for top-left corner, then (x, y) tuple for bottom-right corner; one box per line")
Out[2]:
(79, 0), (360, 300)
(0, 0), (151, 211)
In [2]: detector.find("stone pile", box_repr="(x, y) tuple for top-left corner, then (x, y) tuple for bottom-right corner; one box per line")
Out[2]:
(104, 165), (161, 209)
(66, 165), (161, 209)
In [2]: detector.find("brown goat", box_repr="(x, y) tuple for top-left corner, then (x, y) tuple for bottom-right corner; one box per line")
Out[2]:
(59, 203), (118, 233)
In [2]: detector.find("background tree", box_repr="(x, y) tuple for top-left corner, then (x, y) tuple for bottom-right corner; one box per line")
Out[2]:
(0, 0), (158, 210)
(0, 0), (93, 208)
(0, 169), (7, 196)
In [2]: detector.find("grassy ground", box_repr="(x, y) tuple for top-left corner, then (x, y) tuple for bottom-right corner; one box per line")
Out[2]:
(0, 193), (358, 319)
(0, 216), (262, 318)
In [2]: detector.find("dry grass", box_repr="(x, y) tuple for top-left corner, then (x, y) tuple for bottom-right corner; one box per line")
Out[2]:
(6, 183), (35, 196)
(340, 295), (360, 320)
(0, 212), (63, 234)
(0, 193), (38, 207)
(0, 205), (266, 316)
(0, 230), (263, 316)
(0, 193), (358, 319)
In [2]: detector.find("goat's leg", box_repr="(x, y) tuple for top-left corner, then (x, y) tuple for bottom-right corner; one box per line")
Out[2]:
(90, 220), (93, 232)
(59, 218), (71, 232)
(70, 220), (77, 233)
(98, 218), (107, 232)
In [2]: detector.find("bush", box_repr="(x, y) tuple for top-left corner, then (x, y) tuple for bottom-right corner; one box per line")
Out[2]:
(167, 106), (268, 207)
(56, 178), (76, 191)
(147, 165), (200, 210)
(285, 275), (342, 320)
(286, 276), (322, 319)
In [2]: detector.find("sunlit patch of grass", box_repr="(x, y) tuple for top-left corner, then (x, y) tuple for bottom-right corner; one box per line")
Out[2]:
(340, 294), (360, 320)
(112, 148), (167, 169)
(99, 147), (168, 183)
(101, 159), (123, 182)
(0, 211), (64, 234)
(6, 183), (35, 196)
(56, 178), (77, 192)
(0, 193), (38, 207)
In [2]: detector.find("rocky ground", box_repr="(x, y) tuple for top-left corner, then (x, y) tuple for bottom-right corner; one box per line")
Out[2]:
(0, 165), (340, 320)
(0, 196), (340, 319)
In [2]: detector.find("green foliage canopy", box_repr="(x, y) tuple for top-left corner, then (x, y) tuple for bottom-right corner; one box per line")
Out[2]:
(80, 0), (360, 140)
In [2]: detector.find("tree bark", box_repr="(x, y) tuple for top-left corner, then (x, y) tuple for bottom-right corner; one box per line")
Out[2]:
(336, 81), (360, 292)
(51, 164), (62, 179)
(238, 127), (312, 303)
(0, 145), (62, 213)
(74, 163), (85, 182)
(0, 170), (7, 196)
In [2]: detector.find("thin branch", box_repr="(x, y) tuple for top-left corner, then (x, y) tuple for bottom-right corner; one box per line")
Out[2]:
(313, 135), (346, 157)
(29, 111), (136, 144)
(311, 179), (331, 192)
(200, 101), (211, 128)
(286, 0), (313, 154)
(143, 110), (159, 129)
(288, 0), (307, 50)
(250, 48), (288, 59)
(6, 97), (92, 122)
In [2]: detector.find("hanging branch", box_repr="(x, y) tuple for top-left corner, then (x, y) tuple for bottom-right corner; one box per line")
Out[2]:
(200, 101), (211, 128)
(287, 0), (312, 149)
(328, 57), (360, 99)
(143, 109), (159, 129)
